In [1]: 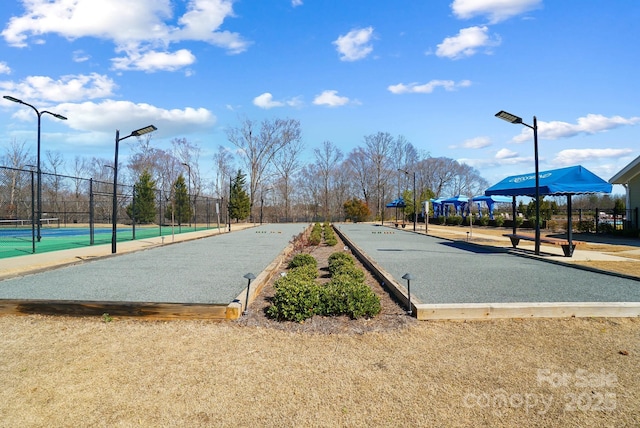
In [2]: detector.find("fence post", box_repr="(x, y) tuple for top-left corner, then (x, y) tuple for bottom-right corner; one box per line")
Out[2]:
(89, 179), (94, 245)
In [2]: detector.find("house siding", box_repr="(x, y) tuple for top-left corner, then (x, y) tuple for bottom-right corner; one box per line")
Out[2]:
(629, 174), (640, 228)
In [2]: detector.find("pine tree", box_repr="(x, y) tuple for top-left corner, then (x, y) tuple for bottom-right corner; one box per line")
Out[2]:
(229, 169), (251, 222)
(126, 170), (157, 224)
(165, 174), (192, 225)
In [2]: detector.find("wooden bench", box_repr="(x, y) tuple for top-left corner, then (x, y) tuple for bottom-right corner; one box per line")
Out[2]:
(503, 233), (583, 257)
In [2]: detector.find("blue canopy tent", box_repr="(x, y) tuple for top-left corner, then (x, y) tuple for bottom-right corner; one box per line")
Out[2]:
(485, 165), (612, 256)
(430, 198), (443, 217)
(471, 195), (512, 219)
(485, 165), (612, 197)
(441, 195), (469, 217)
(386, 198), (406, 226)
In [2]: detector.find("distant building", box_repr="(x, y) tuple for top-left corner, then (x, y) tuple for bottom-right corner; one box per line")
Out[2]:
(609, 154), (640, 229)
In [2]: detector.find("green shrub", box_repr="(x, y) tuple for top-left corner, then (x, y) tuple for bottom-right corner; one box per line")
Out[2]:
(267, 279), (321, 322)
(289, 264), (319, 281)
(327, 252), (355, 275)
(344, 282), (381, 319)
(332, 265), (365, 282)
(309, 223), (322, 245)
(322, 274), (381, 319)
(268, 250), (381, 322)
(446, 215), (463, 226)
(323, 224), (338, 246)
(576, 220), (595, 233)
(477, 216), (490, 226)
(288, 253), (317, 269)
(494, 216), (505, 227)
(598, 222), (615, 234)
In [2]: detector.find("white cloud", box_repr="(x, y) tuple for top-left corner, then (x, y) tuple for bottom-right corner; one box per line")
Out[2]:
(253, 93), (283, 109)
(2, 0), (249, 72)
(451, 0), (542, 23)
(512, 114), (640, 142)
(458, 153), (531, 170)
(112, 49), (196, 72)
(552, 148), (635, 166)
(463, 136), (491, 149)
(292, 0), (303, 6)
(0, 62), (11, 74)
(2, 0), (173, 47)
(55, 99), (216, 135)
(388, 79), (471, 94)
(495, 148), (518, 159)
(0, 73), (117, 103)
(72, 50), (90, 63)
(313, 90), (350, 107)
(253, 92), (302, 109)
(436, 26), (500, 59)
(333, 27), (374, 61)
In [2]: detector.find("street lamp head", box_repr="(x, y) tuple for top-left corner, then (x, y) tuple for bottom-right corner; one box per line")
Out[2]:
(52, 113), (67, 121)
(495, 110), (523, 124)
(402, 273), (413, 280)
(130, 125), (157, 136)
(3, 95), (23, 104)
(244, 272), (256, 280)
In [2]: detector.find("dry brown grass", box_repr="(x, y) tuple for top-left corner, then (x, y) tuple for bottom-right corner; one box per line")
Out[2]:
(0, 315), (638, 427)
(1, 225), (639, 427)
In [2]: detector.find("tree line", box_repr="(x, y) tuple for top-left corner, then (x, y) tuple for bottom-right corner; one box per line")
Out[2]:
(1, 116), (505, 223)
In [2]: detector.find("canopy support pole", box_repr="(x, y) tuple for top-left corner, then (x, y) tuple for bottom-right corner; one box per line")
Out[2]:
(567, 195), (573, 256)
(511, 196), (517, 235)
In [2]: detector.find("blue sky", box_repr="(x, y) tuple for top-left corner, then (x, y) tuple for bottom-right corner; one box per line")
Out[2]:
(1, 0), (638, 194)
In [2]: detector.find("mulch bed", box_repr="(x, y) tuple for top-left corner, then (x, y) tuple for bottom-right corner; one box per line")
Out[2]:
(235, 233), (417, 334)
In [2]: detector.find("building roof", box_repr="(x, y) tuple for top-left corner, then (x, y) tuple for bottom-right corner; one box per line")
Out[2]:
(609, 154), (640, 184)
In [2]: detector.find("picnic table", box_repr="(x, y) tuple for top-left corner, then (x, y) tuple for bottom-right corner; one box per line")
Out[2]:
(503, 233), (583, 257)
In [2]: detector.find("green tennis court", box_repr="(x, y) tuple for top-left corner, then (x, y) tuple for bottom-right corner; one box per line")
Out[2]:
(0, 224), (219, 259)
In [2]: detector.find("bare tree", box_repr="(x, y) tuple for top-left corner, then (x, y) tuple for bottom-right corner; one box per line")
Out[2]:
(226, 117), (300, 221)
(1, 138), (33, 168)
(1, 139), (33, 218)
(70, 156), (90, 197)
(44, 150), (66, 212)
(314, 141), (343, 221)
(391, 136), (418, 199)
(345, 147), (374, 208)
(212, 145), (235, 200)
(417, 156), (459, 198)
(272, 124), (304, 222)
(449, 163), (489, 197)
(127, 134), (157, 181)
(172, 137), (202, 198)
(364, 132), (394, 219)
(298, 163), (322, 221)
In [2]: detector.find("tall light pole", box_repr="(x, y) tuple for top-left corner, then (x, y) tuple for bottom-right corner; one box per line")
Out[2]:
(228, 175), (232, 232)
(111, 125), (157, 254)
(3, 95), (67, 242)
(26, 164), (37, 253)
(182, 162), (191, 227)
(398, 168), (417, 231)
(495, 110), (540, 255)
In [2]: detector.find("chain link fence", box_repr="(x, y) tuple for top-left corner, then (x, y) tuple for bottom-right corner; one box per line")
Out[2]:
(1, 166), (223, 257)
